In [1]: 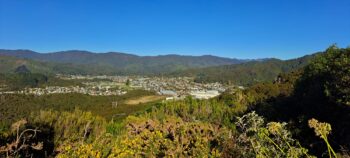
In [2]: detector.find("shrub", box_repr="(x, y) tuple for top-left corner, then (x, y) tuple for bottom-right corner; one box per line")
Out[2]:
(108, 115), (229, 157)
(30, 109), (107, 149)
(235, 112), (314, 158)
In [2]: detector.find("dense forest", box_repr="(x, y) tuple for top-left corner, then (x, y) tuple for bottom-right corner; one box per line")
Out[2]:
(0, 68), (84, 91)
(170, 53), (317, 86)
(0, 46), (349, 157)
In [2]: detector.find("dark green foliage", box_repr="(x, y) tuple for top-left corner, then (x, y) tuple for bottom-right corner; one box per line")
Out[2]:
(14, 65), (31, 73)
(4, 73), (48, 90)
(302, 45), (350, 106)
(0, 72), (85, 91)
(246, 46), (350, 156)
(125, 79), (130, 86)
(171, 54), (315, 85)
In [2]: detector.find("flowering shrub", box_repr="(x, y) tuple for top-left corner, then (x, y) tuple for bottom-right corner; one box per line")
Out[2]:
(57, 144), (102, 158)
(108, 115), (228, 157)
(308, 118), (337, 158)
(31, 109), (107, 147)
(235, 112), (314, 158)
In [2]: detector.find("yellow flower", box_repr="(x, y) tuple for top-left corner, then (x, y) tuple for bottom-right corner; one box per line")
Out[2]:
(267, 122), (283, 135)
(308, 118), (331, 139)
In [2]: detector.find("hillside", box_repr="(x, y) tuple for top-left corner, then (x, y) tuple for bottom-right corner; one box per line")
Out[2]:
(0, 55), (55, 74)
(170, 53), (317, 85)
(0, 55), (111, 75)
(0, 49), (247, 75)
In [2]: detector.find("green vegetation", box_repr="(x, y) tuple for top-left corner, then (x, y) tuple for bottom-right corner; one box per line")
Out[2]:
(171, 53), (316, 85)
(246, 46), (350, 157)
(0, 54), (116, 75)
(0, 90), (158, 126)
(0, 72), (83, 91)
(0, 55), (50, 74)
(0, 73), (48, 90)
(125, 79), (130, 86)
(0, 46), (349, 157)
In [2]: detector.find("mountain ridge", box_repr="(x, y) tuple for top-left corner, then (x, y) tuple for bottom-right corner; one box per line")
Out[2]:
(169, 53), (318, 85)
(0, 49), (318, 85)
(0, 49), (247, 60)
(0, 49), (249, 75)
(0, 49), (252, 75)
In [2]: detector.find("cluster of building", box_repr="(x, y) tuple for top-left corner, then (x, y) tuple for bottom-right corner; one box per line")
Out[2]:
(20, 86), (127, 96)
(58, 75), (231, 99)
(130, 77), (226, 100)
(57, 74), (129, 82)
(0, 84), (127, 96)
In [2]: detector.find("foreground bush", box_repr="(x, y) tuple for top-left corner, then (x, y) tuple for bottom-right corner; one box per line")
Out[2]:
(31, 109), (107, 148)
(110, 115), (229, 157)
(57, 115), (231, 157)
(1, 99), (346, 157)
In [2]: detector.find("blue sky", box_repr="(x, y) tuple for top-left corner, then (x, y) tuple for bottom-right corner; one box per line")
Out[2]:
(0, 0), (349, 59)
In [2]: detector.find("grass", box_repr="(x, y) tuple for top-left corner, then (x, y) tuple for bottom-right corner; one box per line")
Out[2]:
(124, 95), (165, 105)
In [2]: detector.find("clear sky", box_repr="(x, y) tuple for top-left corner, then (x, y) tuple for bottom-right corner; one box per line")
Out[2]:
(0, 0), (349, 59)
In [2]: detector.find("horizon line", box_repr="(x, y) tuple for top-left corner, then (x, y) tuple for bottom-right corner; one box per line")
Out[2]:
(0, 48), (321, 61)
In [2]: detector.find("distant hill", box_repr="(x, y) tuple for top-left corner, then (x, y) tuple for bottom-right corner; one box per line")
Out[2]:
(0, 54), (113, 75)
(0, 49), (318, 84)
(169, 53), (318, 85)
(0, 49), (248, 75)
(0, 55), (53, 74)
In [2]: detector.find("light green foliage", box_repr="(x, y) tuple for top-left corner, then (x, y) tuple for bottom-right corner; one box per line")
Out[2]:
(146, 97), (241, 129)
(107, 115), (228, 157)
(56, 98), (236, 157)
(55, 99), (319, 158)
(235, 112), (314, 158)
(55, 97), (240, 157)
(31, 109), (106, 147)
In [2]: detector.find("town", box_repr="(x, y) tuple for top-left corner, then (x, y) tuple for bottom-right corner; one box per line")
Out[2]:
(0, 74), (239, 99)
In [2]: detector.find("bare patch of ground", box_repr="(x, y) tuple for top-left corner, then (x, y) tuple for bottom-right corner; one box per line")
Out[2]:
(125, 95), (164, 105)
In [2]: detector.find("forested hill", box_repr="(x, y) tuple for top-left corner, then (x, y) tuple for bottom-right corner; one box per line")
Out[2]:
(0, 55), (114, 75)
(0, 49), (248, 75)
(169, 53), (318, 85)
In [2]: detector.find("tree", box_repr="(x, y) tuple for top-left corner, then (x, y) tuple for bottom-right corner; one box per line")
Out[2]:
(125, 79), (130, 86)
(302, 45), (350, 106)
